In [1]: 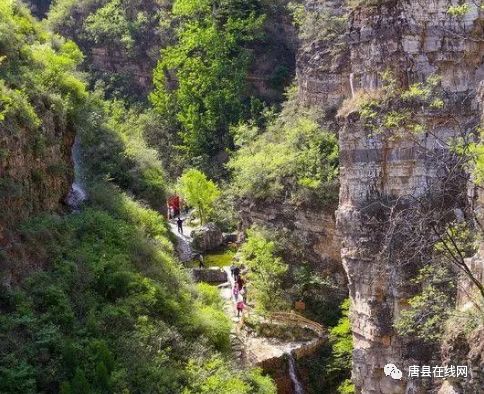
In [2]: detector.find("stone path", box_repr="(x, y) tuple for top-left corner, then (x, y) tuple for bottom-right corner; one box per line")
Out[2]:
(168, 221), (325, 373)
(168, 215), (195, 262)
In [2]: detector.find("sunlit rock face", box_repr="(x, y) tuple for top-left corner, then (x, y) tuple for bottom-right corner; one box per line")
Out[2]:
(0, 111), (75, 238)
(297, 0), (483, 392)
(239, 199), (345, 285)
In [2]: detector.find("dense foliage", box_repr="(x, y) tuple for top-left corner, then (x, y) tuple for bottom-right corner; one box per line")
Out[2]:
(151, 0), (265, 175)
(0, 3), (276, 392)
(48, 0), (172, 101)
(240, 227), (289, 312)
(77, 95), (168, 210)
(0, 187), (277, 393)
(228, 88), (339, 205)
(176, 169), (221, 225)
(0, 0), (86, 134)
(300, 299), (354, 394)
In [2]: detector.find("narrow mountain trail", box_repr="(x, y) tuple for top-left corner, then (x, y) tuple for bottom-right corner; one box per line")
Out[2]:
(218, 266), (325, 369)
(168, 215), (195, 262)
(168, 220), (326, 379)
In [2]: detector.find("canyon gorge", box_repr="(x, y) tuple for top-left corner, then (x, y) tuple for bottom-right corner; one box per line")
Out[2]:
(1, 0), (483, 393)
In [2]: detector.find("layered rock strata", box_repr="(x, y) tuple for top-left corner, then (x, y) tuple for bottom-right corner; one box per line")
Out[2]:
(295, 1), (484, 392)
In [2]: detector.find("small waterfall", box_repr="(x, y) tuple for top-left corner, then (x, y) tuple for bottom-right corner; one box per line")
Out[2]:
(66, 135), (87, 210)
(349, 73), (355, 97)
(287, 353), (304, 394)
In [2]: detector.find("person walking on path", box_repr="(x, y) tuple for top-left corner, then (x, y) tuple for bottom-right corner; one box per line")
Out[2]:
(232, 283), (239, 302)
(236, 275), (245, 291)
(177, 217), (184, 235)
(236, 294), (245, 318)
(195, 253), (205, 268)
(233, 265), (241, 281)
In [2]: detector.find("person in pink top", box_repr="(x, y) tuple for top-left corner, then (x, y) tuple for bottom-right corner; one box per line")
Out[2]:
(232, 284), (239, 302)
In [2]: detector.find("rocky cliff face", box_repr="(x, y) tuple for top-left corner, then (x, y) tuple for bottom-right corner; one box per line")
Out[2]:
(24, 0), (51, 18)
(239, 200), (345, 285)
(297, 0), (483, 392)
(0, 112), (75, 248)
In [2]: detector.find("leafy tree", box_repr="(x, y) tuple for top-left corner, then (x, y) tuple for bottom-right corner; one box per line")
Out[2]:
(228, 88), (339, 204)
(151, 0), (265, 173)
(396, 264), (456, 343)
(240, 227), (289, 312)
(176, 169), (220, 224)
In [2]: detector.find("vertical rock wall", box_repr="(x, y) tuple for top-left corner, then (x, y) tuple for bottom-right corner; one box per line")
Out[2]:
(297, 0), (483, 392)
(0, 113), (75, 238)
(337, 2), (483, 392)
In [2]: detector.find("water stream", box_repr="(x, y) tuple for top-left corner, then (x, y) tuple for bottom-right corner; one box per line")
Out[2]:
(66, 135), (87, 210)
(287, 352), (304, 394)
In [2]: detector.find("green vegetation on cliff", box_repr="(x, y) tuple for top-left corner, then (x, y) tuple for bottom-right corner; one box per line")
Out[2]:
(151, 0), (265, 174)
(229, 88), (339, 205)
(48, 0), (173, 100)
(0, 0), (85, 133)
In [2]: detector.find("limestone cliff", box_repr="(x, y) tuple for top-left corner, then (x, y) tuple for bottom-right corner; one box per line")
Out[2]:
(0, 111), (75, 245)
(296, 0), (483, 392)
(239, 199), (345, 287)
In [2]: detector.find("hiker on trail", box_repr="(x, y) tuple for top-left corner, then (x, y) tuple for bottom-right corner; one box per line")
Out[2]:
(236, 275), (245, 291)
(167, 195), (181, 218)
(236, 294), (245, 318)
(177, 217), (184, 235)
(233, 265), (241, 280)
(232, 283), (239, 302)
(238, 282), (247, 303)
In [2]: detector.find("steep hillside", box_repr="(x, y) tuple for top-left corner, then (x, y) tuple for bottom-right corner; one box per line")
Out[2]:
(0, 3), (275, 393)
(0, 1), (82, 237)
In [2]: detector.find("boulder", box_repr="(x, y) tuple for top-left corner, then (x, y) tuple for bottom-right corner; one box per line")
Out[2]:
(192, 268), (227, 284)
(222, 232), (239, 244)
(191, 223), (223, 252)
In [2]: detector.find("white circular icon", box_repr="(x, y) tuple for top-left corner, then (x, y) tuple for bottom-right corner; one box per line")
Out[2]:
(384, 363), (403, 380)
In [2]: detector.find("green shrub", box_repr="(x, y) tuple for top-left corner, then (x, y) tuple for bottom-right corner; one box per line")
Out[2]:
(229, 87), (339, 204)
(0, 190), (249, 392)
(240, 227), (289, 312)
(197, 283), (224, 309)
(183, 356), (276, 394)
